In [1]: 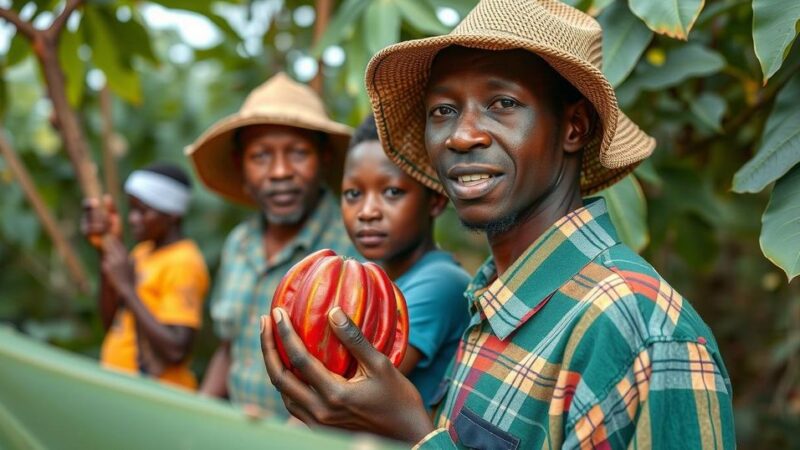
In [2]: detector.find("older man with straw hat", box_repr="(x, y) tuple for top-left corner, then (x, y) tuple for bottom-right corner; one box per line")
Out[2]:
(186, 72), (356, 416)
(260, 0), (735, 448)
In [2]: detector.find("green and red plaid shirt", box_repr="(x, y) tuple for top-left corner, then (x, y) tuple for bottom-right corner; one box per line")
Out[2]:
(416, 198), (734, 450)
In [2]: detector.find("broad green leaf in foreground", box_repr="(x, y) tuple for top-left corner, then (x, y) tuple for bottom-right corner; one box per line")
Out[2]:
(592, 174), (649, 252)
(760, 163), (800, 281)
(752, 0), (800, 82)
(733, 73), (800, 193)
(628, 0), (705, 40)
(598, 1), (653, 87)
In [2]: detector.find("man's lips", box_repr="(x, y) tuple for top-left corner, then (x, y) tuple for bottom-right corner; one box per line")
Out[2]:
(355, 229), (388, 246)
(264, 189), (302, 206)
(445, 164), (504, 200)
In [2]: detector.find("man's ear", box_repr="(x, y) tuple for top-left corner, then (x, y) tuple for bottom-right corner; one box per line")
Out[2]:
(429, 192), (448, 218)
(562, 98), (597, 153)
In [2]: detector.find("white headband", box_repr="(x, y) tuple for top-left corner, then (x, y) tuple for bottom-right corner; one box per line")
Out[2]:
(124, 170), (190, 216)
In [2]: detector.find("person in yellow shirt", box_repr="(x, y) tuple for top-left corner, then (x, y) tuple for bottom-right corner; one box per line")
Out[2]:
(81, 163), (209, 390)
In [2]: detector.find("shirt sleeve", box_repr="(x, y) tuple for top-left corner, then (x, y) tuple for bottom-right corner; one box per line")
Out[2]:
(413, 429), (458, 450)
(404, 268), (470, 369)
(564, 340), (736, 449)
(154, 253), (209, 329)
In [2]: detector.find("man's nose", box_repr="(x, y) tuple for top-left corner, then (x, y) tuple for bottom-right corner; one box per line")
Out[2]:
(445, 108), (491, 153)
(268, 152), (293, 180)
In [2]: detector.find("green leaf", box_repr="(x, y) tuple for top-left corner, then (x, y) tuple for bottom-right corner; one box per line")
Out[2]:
(622, 44), (725, 92)
(363, 0), (401, 55)
(598, 1), (653, 87)
(628, 0), (705, 40)
(6, 34), (31, 68)
(689, 92), (727, 132)
(312, 0), (371, 56)
(733, 74), (800, 193)
(84, 8), (141, 104)
(396, 0), (450, 35)
(760, 163), (800, 281)
(58, 29), (85, 108)
(427, 0), (479, 18)
(592, 175), (649, 252)
(752, 0), (800, 82)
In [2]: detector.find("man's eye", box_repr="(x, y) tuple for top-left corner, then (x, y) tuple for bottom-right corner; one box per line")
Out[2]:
(342, 189), (360, 201)
(430, 105), (456, 117)
(290, 148), (310, 159)
(491, 98), (519, 109)
(249, 150), (269, 161)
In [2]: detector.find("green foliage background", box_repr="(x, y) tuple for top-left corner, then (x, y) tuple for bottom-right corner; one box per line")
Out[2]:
(1, 0), (799, 447)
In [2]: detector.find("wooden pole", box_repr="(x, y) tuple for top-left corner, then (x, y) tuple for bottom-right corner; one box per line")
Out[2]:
(100, 85), (122, 209)
(0, 132), (90, 293)
(310, 0), (333, 94)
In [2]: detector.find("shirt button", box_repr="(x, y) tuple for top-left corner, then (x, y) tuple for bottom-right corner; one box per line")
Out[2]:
(697, 336), (707, 345)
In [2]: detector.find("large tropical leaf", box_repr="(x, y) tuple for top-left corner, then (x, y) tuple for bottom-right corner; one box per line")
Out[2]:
(396, 0), (450, 35)
(58, 29), (85, 108)
(689, 92), (726, 133)
(733, 73), (800, 193)
(312, 0), (371, 56)
(0, 327), (405, 450)
(628, 0), (705, 40)
(363, 0), (401, 55)
(752, 0), (800, 82)
(598, 1), (653, 87)
(760, 164), (800, 281)
(622, 43), (725, 93)
(592, 175), (649, 252)
(83, 8), (142, 104)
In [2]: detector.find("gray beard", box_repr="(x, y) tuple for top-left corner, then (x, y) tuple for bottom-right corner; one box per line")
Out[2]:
(264, 208), (305, 226)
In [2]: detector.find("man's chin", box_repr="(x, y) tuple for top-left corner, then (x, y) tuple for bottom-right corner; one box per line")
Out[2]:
(459, 213), (519, 237)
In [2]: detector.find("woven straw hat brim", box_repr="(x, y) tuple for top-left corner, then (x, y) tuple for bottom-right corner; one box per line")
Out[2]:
(366, 32), (655, 196)
(185, 112), (352, 207)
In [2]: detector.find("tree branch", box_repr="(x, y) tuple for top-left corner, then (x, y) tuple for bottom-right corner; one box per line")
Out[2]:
(0, 7), (38, 41)
(48, 0), (84, 38)
(0, 131), (90, 294)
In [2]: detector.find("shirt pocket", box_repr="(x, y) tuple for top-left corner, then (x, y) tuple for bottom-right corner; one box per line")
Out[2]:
(453, 407), (520, 450)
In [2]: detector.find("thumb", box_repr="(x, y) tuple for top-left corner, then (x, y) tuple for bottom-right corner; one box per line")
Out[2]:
(327, 307), (388, 374)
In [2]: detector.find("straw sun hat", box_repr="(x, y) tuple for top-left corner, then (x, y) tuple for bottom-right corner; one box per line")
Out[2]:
(186, 72), (353, 206)
(366, 0), (656, 195)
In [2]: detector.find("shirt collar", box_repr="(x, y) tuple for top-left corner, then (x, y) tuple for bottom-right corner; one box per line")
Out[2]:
(239, 188), (339, 274)
(468, 198), (620, 340)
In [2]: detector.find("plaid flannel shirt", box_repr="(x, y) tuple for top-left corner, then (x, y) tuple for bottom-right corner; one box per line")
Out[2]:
(210, 190), (356, 416)
(416, 198), (734, 450)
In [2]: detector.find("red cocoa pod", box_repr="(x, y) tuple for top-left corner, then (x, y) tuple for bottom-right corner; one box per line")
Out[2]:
(271, 249), (409, 379)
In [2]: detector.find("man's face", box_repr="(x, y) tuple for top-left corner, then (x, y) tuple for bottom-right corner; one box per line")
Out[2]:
(424, 47), (570, 235)
(240, 124), (324, 225)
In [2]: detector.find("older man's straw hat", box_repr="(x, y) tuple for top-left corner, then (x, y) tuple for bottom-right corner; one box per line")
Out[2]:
(366, 0), (656, 195)
(186, 72), (352, 206)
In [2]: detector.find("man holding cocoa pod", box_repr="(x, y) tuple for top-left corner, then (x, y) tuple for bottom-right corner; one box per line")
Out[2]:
(260, 0), (736, 448)
(186, 73), (356, 417)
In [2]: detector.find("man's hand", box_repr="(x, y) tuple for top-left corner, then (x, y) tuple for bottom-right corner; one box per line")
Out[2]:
(81, 195), (122, 249)
(100, 237), (136, 298)
(261, 307), (435, 443)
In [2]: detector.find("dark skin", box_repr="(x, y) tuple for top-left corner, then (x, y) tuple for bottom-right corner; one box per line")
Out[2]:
(200, 124), (328, 397)
(82, 195), (195, 367)
(260, 47), (597, 443)
(341, 140), (448, 373)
